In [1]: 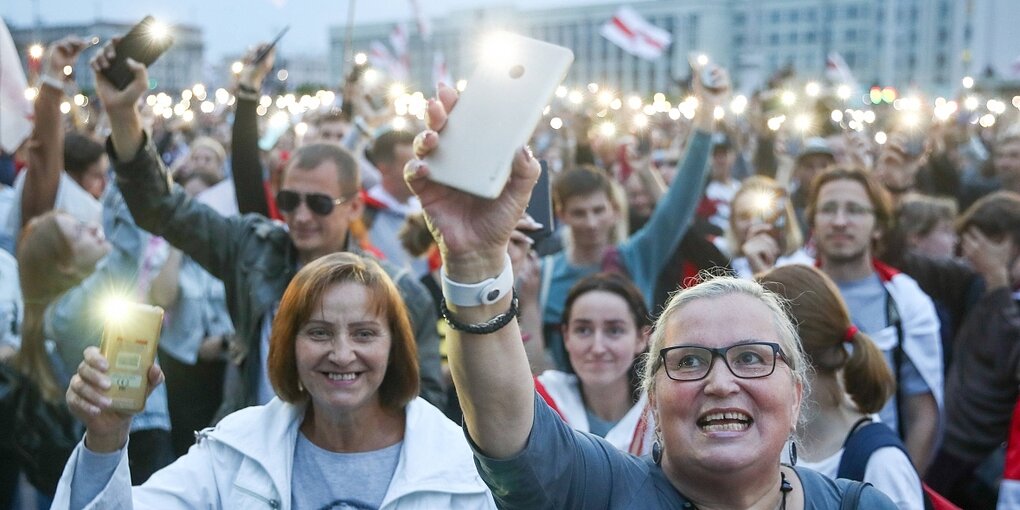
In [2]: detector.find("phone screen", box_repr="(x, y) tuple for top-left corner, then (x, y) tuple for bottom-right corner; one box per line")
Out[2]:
(101, 16), (175, 90)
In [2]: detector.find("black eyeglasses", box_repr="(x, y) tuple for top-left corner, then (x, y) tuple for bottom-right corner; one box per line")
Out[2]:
(658, 342), (787, 382)
(276, 190), (351, 216)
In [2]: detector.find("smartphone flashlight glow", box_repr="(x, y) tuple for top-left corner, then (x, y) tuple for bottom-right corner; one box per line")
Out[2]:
(481, 31), (516, 63)
(148, 21), (170, 41)
(751, 190), (777, 221)
(101, 296), (136, 326)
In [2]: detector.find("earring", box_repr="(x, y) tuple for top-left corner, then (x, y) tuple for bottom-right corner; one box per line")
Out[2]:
(788, 436), (798, 466)
(652, 440), (663, 465)
(297, 380), (305, 393)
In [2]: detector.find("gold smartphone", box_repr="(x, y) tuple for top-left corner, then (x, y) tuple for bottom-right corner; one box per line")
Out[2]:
(99, 302), (164, 413)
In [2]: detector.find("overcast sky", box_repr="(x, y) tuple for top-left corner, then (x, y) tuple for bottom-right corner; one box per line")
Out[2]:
(2, 0), (605, 60)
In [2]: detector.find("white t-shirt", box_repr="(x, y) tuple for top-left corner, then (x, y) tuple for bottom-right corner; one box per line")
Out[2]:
(4, 170), (102, 237)
(797, 445), (923, 510)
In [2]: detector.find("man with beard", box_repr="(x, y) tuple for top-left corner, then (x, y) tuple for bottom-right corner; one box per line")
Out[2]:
(807, 166), (943, 474)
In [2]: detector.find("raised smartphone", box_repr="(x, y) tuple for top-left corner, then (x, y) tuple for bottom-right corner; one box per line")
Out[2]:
(101, 16), (174, 90)
(689, 53), (723, 91)
(425, 33), (573, 199)
(524, 160), (555, 243)
(100, 302), (164, 413)
(253, 25), (289, 64)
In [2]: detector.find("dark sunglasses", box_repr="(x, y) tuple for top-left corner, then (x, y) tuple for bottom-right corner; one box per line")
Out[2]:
(276, 190), (352, 216)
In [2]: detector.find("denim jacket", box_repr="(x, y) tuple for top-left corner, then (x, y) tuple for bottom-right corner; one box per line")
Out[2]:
(44, 183), (170, 432)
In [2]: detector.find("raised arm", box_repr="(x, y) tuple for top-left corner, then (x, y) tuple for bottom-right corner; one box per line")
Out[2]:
(619, 67), (730, 298)
(232, 44), (275, 216)
(404, 85), (540, 458)
(90, 41), (254, 283)
(21, 37), (91, 227)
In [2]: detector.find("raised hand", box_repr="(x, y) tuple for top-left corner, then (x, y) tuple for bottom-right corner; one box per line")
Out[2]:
(41, 36), (94, 83)
(66, 346), (163, 453)
(90, 38), (149, 114)
(237, 43), (276, 91)
(404, 83), (541, 281)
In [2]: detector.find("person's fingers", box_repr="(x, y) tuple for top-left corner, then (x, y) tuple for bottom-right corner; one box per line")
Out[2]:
(425, 98), (448, 133)
(77, 359), (111, 390)
(82, 345), (109, 370)
(412, 130), (439, 159)
(437, 82), (459, 114)
(70, 373), (112, 409)
(403, 158), (431, 192)
(67, 381), (104, 417)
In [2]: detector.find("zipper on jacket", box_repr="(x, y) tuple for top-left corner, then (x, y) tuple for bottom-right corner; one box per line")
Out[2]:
(234, 485), (280, 509)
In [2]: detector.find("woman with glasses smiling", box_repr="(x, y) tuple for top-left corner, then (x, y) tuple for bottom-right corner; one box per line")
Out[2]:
(406, 82), (896, 509)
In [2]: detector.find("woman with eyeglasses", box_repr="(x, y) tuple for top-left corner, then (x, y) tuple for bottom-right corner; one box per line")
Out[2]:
(758, 264), (924, 509)
(55, 253), (495, 509)
(535, 272), (655, 455)
(404, 82), (896, 508)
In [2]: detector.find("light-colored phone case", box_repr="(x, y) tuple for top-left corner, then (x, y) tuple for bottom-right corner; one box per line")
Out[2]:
(426, 34), (574, 199)
(100, 303), (164, 413)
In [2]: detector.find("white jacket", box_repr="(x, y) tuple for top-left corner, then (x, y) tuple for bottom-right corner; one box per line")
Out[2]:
(52, 397), (495, 510)
(536, 370), (655, 456)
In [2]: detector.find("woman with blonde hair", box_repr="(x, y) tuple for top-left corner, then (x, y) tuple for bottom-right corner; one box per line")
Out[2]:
(758, 263), (923, 509)
(728, 176), (812, 278)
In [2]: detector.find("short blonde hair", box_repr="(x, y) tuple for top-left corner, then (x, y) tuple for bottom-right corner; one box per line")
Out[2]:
(641, 275), (808, 399)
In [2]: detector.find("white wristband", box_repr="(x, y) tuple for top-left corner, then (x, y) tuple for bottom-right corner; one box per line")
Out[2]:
(39, 74), (67, 93)
(441, 253), (514, 307)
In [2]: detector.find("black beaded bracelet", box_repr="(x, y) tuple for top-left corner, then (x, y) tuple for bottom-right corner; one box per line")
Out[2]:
(440, 289), (519, 335)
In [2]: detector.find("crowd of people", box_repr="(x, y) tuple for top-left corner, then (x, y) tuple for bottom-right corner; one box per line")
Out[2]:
(0, 24), (1019, 510)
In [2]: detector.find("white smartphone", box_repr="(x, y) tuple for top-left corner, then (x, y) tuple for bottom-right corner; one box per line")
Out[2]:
(100, 302), (164, 413)
(426, 33), (574, 199)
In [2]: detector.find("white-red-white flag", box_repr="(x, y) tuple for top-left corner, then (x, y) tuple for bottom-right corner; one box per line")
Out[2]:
(432, 51), (451, 87)
(409, 0), (432, 41)
(826, 52), (858, 89)
(388, 24), (410, 81)
(600, 7), (671, 60)
(0, 18), (32, 154)
(368, 40), (406, 81)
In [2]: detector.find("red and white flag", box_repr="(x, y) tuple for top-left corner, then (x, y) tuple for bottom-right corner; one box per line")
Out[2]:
(826, 52), (858, 89)
(369, 40), (408, 81)
(0, 18), (33, 153)
(600, 7), (671, 60)
(432, 52), (452, 87)
(409, 0), (432, 41)
(388, 24), (410, 81)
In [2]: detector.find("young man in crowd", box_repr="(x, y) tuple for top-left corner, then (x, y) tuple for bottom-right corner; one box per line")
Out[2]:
(361, 128), (426, 275)
(927, 191), (1020, 507)
(91, 47), (445, 419)
(807, 166), (943, 473)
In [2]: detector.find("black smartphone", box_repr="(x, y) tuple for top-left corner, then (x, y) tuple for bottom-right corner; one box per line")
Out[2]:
(253, 26), (289, 64)
(524, 160), (555, 243)
(101, 16), (174, 90)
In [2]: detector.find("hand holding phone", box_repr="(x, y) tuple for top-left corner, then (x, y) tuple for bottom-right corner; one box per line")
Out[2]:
(100, 16), (174, 90)
(252, 26), (289, 65)
(424, 33), (573, 198)
(689, 53), (723, 92)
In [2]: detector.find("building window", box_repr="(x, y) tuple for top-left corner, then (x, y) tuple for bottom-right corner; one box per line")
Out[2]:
(788, 9), (799, 22)
(770, 33), (780, 45)
(846, 5), (859, 19)
(806, 31), (816, 43)
(788, 32), (797, 44)
(770, 10), (781, 23)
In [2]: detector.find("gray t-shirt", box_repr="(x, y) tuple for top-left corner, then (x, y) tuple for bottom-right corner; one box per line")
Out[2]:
(291, 432), (402, 510)
(837, 273), (931, 433)
(471, 395), (897, 509)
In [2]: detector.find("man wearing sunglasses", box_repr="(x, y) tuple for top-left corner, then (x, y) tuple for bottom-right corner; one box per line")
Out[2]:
(90, 54), (445, 420)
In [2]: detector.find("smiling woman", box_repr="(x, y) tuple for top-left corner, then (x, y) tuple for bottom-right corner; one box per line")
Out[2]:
(53, 252), (496, 509)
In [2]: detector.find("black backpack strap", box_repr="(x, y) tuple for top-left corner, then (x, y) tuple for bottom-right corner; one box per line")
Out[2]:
(836, 422), (910, 481)
(839, 481), (870, 510)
